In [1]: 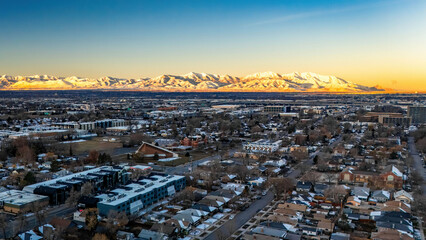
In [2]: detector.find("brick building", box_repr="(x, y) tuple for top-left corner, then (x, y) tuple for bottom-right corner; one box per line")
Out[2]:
(135, 142), (178, 161)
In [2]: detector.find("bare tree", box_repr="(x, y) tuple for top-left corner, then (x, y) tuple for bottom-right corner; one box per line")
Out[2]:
(268, 177), (295, 198)
(15, 145), (35, 166)
(172, 188), (195, 204)
(66, 188), (80, 207)
(81, 182), (95, 196)
(324, 185), (348, 203)
(105, 210), (129, 236)
(297, 164), (311, 176)
(412, 194), (426, 219)
(0, 214), (7, 239)
(230, 165), (249, 182)
(31, 202), (47, 225)
(130, 169), (145, 181)
(85, 208), (98, 232)
(85, 150), (99, 164)
(92, 233), (109, 240)
(411, 171), (424, 185)
(17, 214), (28, 233)
(324, 173), (337, 184)
(300, 171), (321, 185)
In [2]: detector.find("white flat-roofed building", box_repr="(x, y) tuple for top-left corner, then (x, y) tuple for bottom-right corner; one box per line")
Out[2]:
(0, 190), (49, 213)
(243, 139), (282, 153)
(211, 105), (240, 109)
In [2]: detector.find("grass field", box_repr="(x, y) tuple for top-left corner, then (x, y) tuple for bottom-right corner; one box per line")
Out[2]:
(65, 137), (123, 155)
(134, 150), (214, 167)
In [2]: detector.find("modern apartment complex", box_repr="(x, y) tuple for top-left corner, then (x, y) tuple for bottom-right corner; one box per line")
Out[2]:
(23, 166), (128, 205)
(97, 173), (186, 216)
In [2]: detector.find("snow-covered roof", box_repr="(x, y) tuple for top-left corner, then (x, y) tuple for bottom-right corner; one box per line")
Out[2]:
(391, 166), (403, 177)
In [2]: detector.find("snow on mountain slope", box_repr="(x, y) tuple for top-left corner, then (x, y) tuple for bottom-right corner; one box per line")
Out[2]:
(0, 72), (384, 92)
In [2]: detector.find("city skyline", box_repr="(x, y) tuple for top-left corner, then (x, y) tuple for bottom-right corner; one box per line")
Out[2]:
(1, 0), (426, 91)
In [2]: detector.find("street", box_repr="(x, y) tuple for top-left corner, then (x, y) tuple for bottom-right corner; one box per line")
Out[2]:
(204, 191), (274, 240)
(408, 137), (426, 195)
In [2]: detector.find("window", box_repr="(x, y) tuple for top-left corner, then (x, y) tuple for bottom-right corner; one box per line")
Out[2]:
(387, 175), (394, 181)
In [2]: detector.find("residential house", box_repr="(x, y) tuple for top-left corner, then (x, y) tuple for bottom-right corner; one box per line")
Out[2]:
(330, 232), (350, 240)
(339, 167), (377, 184)
(296, 181), (312, 192)
(352, 187), (370, 201)
(346, 196), (361, 207)
(377, 165), (403, 189)
(314, 183), (329, 195)
(244, 226), (287, 240)
(394, 190), (413, 203)
(318, 220), (335, 233)
(302, 226), (318, 236)
(277, 202), (308, 213)
(371, 228), (414, 240)
(248, 177), (266, 187)
(138, 229), (167, 240)
(370, 190), (390, 203)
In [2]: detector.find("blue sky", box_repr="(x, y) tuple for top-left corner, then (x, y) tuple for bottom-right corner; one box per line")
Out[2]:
(1, 0), (425, 90)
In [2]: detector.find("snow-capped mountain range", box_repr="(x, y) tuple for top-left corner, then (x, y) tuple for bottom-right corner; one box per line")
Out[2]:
(0, 72), (384, 92)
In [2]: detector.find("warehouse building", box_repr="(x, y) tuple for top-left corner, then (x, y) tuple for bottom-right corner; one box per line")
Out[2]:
(0, 190), (49, 214)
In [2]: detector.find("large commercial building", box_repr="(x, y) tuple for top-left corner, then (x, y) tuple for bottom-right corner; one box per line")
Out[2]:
(243, 139), (283, 153)
(361, 112), (402, 123)
(97, 173), (186, 216)
(380, 116), (411, 127)
(264, 105), (291, 113)
(23, 166), (128, 205)
(408, 106), (426, 124)
(0, 190), (49, 214)
(95, 119), (126, 129)
(53, 119), (127, 131)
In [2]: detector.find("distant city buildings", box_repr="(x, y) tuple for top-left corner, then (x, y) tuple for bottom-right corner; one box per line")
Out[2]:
(263, 105), (291, 113)
(408, 106), (426, 124)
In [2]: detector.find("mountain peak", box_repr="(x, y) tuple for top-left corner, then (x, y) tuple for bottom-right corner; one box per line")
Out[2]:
(0, 72), (386, 92)
(244, 72), (281, 80)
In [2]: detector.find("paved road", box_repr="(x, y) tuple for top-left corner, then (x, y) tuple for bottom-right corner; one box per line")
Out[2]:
(408, 137), (426, 195)
(204, 191), (274, 240)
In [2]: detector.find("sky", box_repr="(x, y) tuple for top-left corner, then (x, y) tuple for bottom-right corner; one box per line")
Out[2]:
(0, 0), (426, 91)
